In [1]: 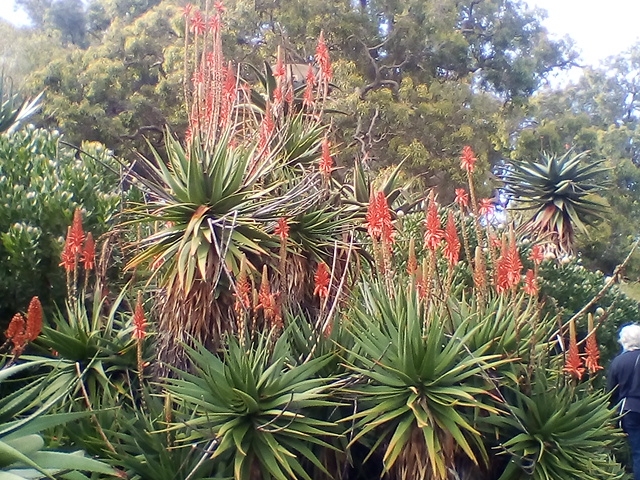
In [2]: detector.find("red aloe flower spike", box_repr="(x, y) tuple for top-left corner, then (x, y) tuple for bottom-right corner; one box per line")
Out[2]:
(5, 313), (25, 342)
(460, 146), (477, 173)
(365, 191), (394, 243)
(423, 192), (443, 251)
(478, 198), (494, 217)
(182, 3), (194, 18)
(273, 46), (286, 78)
(315, 31), (332, 83)
(190, 9), (206, 35)
(207, 13), (221, 34)
(303, 64), (316, 108)
(523, 269), (538, 296)
(442, 211), (460, 266)
(25, 296), (43, 342)
(314, 262), (331, 299)
(213, 1), (226, 14)
(454, 188), (469, 208)
(319, 137), (334, 178)
(563, 319), (585, 380)
(7, 313), (27, 356)
(68, 208), (85, 254)
(60, 227), (75, 272)
(584, 313), (603, 374)
(234, 257), (251, 314)
(257, 266), (277, 322)
(274, 217), (290, 241)
(82, 233), (95, 271)
(407, 237), (418, 276)
(132, 295), (147, 340)
(495, 235), (522, 293)
(529, 244), (544, 266)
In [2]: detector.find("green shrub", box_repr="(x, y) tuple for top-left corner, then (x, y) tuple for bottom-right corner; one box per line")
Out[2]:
(0, 125), (122, 325)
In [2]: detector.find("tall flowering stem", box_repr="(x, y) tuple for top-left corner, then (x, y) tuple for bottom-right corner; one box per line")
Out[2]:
(314, 262), (331, 307)
(454, 189), (473, 264)
(461, 146), (484, 251)
(442, 211), (460, 297)
(365, 191), (395, 277)
(274, 217), (290, 279)
(315, 31), (332, 101)
(563, 318), (584, 380)
(584, 313), (603, 374)
(495, 231), (522, 295)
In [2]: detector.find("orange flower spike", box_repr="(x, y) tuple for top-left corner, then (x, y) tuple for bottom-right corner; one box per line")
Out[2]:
(314, 262), (331, 299)
(523, 269), (538, 296)
(460, 146), (477, 173)
(68, 208), (85, 254)
(454, 188), (469, 208)
(257, 266), (276, 321)
(273, 45), (286, 78)
(478, 198), (494, 217)
(235, 256), (251, 312)
(442, 211), (460, 266)
(529, 244), (544, 266)
(423, 192), (443, 251)
(365, 191), (394, 243)
(303, 64), (316, 108)
(132, 295), (147, 340)
(584, 313), (604, 374)
(563, 319), (585, 380)
(82, 233), (96, 271)
(319, 137), (334, 178)
(5, 313), (25, 342)
(315, 31), (332, 82)
(274, 217), (290, 241)
(6, 313), (27, 355)
(60, 227), (75, 272)
(407, 237), (418, 276)
(25, 296), (43, 342)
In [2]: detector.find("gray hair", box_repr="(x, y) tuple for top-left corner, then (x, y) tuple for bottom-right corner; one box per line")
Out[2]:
(619, 324), (640, 351)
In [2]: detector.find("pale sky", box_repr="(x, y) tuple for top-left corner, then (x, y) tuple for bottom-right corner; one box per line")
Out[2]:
(1, 0), (638, 66)
(524, 0), (640, 65)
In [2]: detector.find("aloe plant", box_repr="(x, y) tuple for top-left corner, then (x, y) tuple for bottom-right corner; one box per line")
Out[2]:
(503, 150), (610, 254)
(0, 362), (114, 478)
(166, 334), (341, 480)
(343, 278), (512, 480)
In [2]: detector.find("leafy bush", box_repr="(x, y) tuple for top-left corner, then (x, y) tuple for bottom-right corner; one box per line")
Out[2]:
(539, 258), (640, 365)
(0, 125), (122, 324)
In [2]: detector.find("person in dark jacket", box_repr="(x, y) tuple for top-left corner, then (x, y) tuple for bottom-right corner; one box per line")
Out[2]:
(608, 324), (640, 480)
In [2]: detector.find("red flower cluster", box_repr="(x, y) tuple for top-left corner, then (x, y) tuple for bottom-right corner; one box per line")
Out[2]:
(460, 146), (477, 173)
(319, 137), (334, 178)
(314, 262), (331, 299)
(442, 211), (460, 265)
(315, 31), (332, 83)
(60, 208), (95, 273)
(563, 320), (585, 380)
(529, 244), (544, 266)
(4, 296), (43, 357)
(478, 198), (494, 217)
(303, 64), (316, 108)
(365, 191), (394, 245)
(495, 236), (522, 294)
(257, 266), (281, 329)
(274, 217), (290, 241)
(523, 269), (538, 296)
(132, 296), (147, 340)
(454, 188), (469, 208)
(423, 196), (443, 251)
